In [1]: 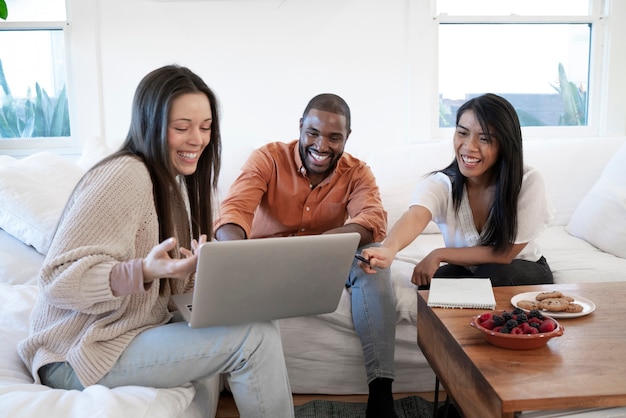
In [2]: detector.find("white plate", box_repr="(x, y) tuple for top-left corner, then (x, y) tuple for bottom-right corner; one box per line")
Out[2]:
(510, 291), (596, 318)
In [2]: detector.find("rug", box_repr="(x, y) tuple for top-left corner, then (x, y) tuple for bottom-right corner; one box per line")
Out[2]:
(294, 395), (442, 418)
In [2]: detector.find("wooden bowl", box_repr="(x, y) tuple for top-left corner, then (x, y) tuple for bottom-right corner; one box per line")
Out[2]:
(470, 310), (564, 350)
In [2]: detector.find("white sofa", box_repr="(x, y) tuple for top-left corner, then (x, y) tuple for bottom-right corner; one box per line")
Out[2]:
(278, 135), (626, 395)
(1, 135), (625, 416)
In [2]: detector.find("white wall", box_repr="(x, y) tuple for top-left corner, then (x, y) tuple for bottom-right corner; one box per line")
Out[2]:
(71, 0), (413, 157)
(67, 0), (626, 158)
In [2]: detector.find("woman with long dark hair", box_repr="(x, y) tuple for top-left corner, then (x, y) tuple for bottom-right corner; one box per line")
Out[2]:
(19, 65), (294, 418)
(361, 93), (553, 288)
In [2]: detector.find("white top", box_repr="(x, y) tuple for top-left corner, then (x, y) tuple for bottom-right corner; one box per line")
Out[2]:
(410, 166), (553, 263)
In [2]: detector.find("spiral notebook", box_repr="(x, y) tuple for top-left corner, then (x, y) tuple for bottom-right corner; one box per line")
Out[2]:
(427, 278), (497, 309)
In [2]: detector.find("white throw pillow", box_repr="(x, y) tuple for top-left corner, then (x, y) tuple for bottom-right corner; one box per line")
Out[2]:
(566, 142), (626, 259)
(0, 152), (84, 254)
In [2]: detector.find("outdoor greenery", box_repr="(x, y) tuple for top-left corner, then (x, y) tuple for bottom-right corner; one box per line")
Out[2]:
(0, 59), (71, 139)
(552, 62), (587, 126)
(439, 97), (452, 127)
(439, 63), (588, 128)
(0, 0), (7, 20)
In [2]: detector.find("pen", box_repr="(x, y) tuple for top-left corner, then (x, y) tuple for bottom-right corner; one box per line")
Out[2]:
(354, 253), (371, 266)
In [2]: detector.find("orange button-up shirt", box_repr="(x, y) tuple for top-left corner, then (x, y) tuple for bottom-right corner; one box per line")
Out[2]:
(214, 140), (387, 242)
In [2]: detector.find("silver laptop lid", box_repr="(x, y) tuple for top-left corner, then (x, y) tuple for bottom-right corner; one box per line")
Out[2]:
(174, 232), (360, 328)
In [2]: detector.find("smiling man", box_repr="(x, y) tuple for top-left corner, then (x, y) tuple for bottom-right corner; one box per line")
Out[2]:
(214, 94), (398, 417)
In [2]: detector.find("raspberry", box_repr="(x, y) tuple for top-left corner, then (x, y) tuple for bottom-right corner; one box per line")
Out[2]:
(511, 326), (524, 335)
(520, 322), (534, 333)
(539, 320), (556, 333)
(528, 317), (542, 325)
(481, 319), (496, 330)
(526, 327), (539, 334)
(480, 312), (493, 322)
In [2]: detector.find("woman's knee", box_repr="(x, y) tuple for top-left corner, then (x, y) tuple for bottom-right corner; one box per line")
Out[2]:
(245, 321), (283, 349)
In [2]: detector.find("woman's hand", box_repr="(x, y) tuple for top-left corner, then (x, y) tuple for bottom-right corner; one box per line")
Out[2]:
(142, 235), (207, 283)
(358, 246), (397, 274)
(180, 234), (207, 258)
(411, 250), (442, 286)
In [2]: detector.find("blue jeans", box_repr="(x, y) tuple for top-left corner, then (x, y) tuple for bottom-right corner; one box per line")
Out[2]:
(347, 243), (396, 383)
(38, 319), (294, 418)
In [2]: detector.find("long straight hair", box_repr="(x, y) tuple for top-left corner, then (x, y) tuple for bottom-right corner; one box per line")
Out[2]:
(440, 93), (523, 253)
(102, 65), (222, 247)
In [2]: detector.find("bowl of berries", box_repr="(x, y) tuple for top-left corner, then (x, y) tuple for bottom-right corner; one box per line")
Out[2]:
(470, 308), (564, 350)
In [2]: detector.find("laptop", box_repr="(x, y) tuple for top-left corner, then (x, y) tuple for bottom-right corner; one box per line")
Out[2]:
(171, 232), (361, 328)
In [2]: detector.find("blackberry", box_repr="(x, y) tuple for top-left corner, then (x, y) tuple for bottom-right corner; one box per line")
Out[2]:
(502, 311), (513, 321)
(499, 327), (511, 334)
(529, 322), (540, 329)
(505, 319), (518, 329)
(516, 312), (528, 323)
(528, 309), (544, 319)
(512, 307), (525, 315)
(493, 315), (505, 326)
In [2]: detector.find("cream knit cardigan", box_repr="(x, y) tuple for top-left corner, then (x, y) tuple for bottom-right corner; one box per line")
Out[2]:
(18, 155), (192, 387)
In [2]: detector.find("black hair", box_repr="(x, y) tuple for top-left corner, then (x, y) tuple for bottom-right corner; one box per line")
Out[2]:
(302, 93), (351, 131)
(440, 93), (523, 253)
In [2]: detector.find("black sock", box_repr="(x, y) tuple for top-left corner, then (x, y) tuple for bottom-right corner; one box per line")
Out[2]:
(366, 378), (397, 418)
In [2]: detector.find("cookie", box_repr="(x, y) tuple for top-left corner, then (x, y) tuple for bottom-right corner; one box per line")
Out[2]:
(565, 302), (584, 313)
(563, 295), (575, 302)
(517, 300), (540, 310)
(538, 297), (570, 312)
(536, 291), (563, 301)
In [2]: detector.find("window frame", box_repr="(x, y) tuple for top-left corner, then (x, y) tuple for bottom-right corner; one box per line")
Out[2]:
(0, 18), (77, 156)
(1, 0), (621, 155)
(408, 0), (611, 141)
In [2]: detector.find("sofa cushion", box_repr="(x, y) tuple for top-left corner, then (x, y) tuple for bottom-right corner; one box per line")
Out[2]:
(523, 137), (626, 227)
(565, 142), (626, 259)
(538, 227), (626, 284)
(0, 152), (84, 254)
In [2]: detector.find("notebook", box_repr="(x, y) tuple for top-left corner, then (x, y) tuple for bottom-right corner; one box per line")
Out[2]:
(427, 278), (497, 309)
(171, 232), (361, 328)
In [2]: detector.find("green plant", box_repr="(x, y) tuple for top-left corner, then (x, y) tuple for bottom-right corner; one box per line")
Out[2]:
(516, 109), (546, 127)
(0, 0), (7, 20)
(439, 96), (452, 127)
(551, 62), (587, 126)
(0, 59), (71, 138)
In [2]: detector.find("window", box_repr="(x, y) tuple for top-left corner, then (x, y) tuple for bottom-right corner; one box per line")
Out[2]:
(436, 0), (599, 131)
(0, 0), (70, 145)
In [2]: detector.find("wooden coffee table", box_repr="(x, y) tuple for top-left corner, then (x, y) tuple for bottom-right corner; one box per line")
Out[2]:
(417, 282), (626, 418)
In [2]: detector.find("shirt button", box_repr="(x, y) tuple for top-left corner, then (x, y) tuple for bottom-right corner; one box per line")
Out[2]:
(306, 207), (310, 211)
(301, 228), (306, 232)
